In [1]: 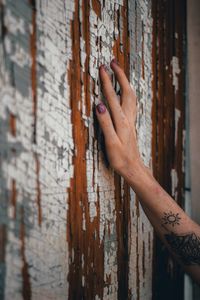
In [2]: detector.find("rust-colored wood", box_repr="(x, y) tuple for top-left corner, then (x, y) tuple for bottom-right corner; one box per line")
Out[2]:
(20, 208), (32, 300)
(9, 113), (16, 136)
(92, 0), (101, 18)
(82, 0), (91, 117)
(67, 1), (104, 299)
(30, 0), (42, 228)
(10, 179), (17, 219)
(152, 1), (186, 299)
(113, 2), (132, 299)
(0, 225), (6, 264)
(0, 0), (186, 298)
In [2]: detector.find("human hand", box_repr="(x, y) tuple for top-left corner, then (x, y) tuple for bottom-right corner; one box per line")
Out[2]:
(95, 58), (144, 179)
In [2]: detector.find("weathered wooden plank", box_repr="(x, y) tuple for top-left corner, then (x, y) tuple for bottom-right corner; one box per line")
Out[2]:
(151, 0), (186, 299)
(128, 1), (154, 299)
(0, 0), (186, 299)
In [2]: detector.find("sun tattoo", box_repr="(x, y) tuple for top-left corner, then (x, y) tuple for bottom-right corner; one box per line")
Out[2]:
(161, 211), (181, 227)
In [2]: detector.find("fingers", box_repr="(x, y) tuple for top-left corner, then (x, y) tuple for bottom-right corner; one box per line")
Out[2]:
(110, 58), (131, 93)
(110, 59), (137, 123)
(122, 82), (137, 124)
(95, 102), (119, 146)
(99, 65), (127, 136)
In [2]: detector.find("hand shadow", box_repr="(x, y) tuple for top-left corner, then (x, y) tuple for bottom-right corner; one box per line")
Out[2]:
(92, 102), (110, 169)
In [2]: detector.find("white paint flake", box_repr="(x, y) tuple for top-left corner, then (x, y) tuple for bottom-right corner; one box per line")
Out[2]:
(175, 108), (181, 146)
(171, 168), (179, 200)
(171, 56), (181, 94)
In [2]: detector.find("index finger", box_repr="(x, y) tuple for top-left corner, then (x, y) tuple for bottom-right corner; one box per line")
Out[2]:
(99, 65), (127, 137)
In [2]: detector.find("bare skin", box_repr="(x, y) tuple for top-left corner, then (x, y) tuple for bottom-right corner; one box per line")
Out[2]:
(95, 58), (200, 284)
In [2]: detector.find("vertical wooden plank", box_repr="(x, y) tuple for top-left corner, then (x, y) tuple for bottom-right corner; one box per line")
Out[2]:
(152, 0), (186, 299)
(128, 1), (154, 299)
(0, 1), (34, 299)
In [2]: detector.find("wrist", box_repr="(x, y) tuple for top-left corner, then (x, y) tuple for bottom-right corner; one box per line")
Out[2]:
(122, 160), (163, 202)
(120, 159), (150, 185)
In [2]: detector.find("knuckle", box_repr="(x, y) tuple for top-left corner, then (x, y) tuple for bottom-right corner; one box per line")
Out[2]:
(103, 84), (116, 99)
(101, 80), (107, 90)
(120, 113), (129, 126)
(123, 88), (137, 104)
(121, 84), (132, 95)
(111, 158), (124, 172)
(125, 86), (133, 95)
(110, 90), (118, 100)
(117, 67), (125, 76)
(106, 138), (118, 148)
(101, 119), (110, 128)
(101, 76), (111, 88)
(129, 86), (137, 97)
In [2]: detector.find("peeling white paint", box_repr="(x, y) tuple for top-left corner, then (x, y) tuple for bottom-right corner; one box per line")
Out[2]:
(171, 56), (181, 94)
(129, 0), (153, 298)
(171, 168), (179, 200)
(175, 108), (181, 146)
(0, 0), (74, 299)
(4, 9), (25, 35)
(0, 0), (154, 299)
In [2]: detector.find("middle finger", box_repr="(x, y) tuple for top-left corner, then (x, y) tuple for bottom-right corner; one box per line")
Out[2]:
(99, 65), (128, 136)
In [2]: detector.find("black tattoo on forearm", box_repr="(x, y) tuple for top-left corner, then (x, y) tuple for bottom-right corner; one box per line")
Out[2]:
(164, 232), (200, 265)
(161, 211), (181, 227)
(161, 211), (200, 265)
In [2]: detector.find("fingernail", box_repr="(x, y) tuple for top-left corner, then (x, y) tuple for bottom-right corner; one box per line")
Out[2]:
(111, 58), (119, 65)
(96, 102), (106, 114)
(100, 64), (108, 72)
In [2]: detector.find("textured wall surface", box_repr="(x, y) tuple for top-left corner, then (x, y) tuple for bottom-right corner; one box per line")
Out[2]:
(0, 0), (186, 300)
(0, 1), (153, 299)
(151, 1), (186, 299)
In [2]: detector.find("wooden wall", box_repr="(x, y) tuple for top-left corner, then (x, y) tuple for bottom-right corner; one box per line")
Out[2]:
(152, 1), (186, 299)
(0, 0), (186, 299)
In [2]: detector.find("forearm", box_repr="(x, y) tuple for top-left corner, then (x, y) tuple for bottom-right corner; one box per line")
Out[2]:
(123, 162), (200, 283)
(96, 60), (200, 283)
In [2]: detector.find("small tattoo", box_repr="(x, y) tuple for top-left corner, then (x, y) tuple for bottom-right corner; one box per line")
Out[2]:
(165, 232), (200, 265)
(162, 211), (181, 227)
